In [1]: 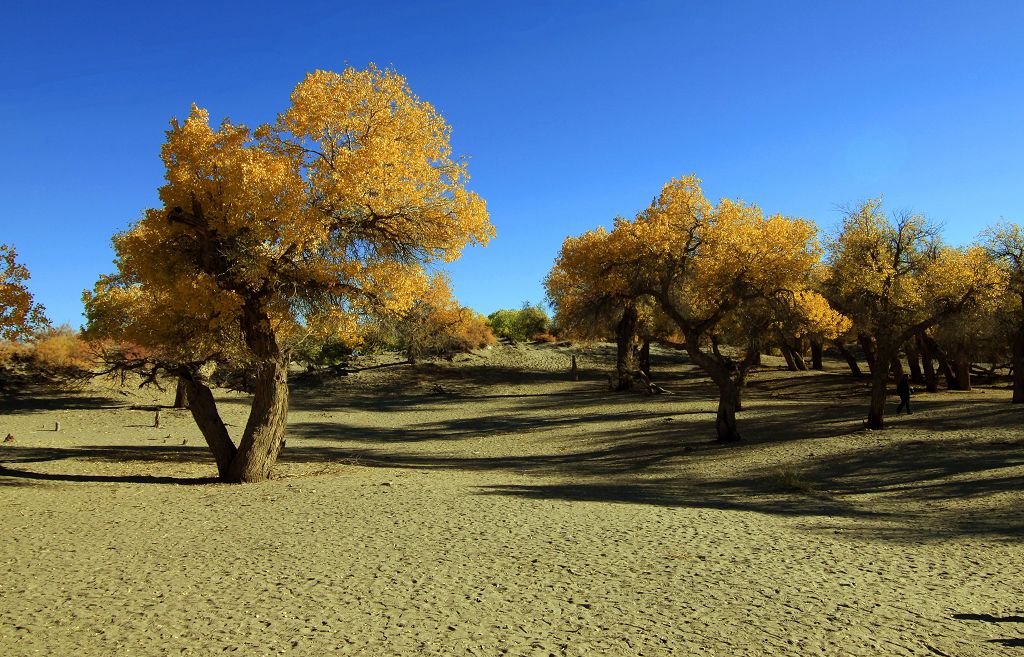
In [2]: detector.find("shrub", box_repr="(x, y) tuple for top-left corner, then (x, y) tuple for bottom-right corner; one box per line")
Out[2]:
(31, 325), (93, 371)
(487, 303), (551, 342)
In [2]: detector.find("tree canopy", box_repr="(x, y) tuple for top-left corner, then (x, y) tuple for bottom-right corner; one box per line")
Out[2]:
(84, 65), (492, 482)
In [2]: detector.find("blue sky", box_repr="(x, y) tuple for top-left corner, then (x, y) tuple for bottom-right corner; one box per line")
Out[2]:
(3, 0), (1023, 326)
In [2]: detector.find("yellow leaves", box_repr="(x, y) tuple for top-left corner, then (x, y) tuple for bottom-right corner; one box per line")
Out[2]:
(1, 244), (48, 340)
(88, 65), (492, 364)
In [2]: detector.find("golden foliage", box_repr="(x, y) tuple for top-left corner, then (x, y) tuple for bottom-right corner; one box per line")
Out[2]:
(0, 244), (48, 340)
(85, 65), (492, 367)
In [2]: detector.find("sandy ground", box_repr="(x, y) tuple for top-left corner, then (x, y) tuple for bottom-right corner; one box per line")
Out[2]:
(1, 343), (1022, 656)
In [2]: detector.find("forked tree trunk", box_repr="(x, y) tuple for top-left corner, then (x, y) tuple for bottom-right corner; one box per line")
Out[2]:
(889, 356), (904, 379)
(791, 341), (808, 371)
(810, 339), (823, 370)
(924, 335), (958, 390)
(226, 354), (289, 483)
(834, 340), (862, 377)
(905, 340), (924, 384)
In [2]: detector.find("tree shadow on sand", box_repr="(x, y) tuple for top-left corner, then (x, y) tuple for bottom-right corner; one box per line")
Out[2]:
(0, 444), (217, 486)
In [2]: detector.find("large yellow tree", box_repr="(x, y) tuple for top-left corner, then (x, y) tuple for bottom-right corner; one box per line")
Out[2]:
(85, 66), (492, 483)
(983, 222), (1024, 402)
(552, 175), (828, 442)
(823, 200), (1003, 428)
(0, 244), (48, 341)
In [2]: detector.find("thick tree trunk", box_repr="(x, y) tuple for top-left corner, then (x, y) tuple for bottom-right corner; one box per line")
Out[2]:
(951, 355), (972, 392)
(834, 340), (862, 377)
(810, 339), (824, 370)
(220, 297), (292, 483)
(614, 305), (638, 391)
(182, 374), (236, 479)
(917, 334), (939, 393)
(173, 377), (189, 409)
(905, 340), (924, 384)
(226, 354), (289, 483)
(715, 378), (742, 443)
(1014, 325), (1024, 403)
(866, 351), (892, 430)
(858, 333), (876, 373)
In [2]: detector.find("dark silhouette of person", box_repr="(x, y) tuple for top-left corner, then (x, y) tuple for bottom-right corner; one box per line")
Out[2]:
(896, 373), (912, 414)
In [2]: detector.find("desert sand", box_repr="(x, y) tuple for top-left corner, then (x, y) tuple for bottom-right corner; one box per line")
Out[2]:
(1, 342), (1022, 656)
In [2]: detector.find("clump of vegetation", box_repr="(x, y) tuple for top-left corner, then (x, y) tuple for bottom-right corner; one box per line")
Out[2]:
(771, 466), (816, 493)
(487, 303), (551, 342)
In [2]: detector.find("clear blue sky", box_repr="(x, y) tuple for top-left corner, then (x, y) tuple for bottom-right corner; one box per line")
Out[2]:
(3, 0), (1023, 327)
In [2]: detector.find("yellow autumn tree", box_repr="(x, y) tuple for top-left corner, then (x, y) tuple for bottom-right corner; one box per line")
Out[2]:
(555, 175), (828, 441)
(0, 244), (48, 341)
(84, 65), (492, 483)
(983, 222), (1024, 402)
(823, 200), (1003, 428)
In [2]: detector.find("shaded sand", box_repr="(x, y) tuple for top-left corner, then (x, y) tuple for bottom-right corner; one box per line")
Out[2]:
(1, 343), (1022, 656)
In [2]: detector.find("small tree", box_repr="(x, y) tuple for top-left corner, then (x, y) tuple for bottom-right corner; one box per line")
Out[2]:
(0, 244), (48, 340)
(84, 66), (492, 483)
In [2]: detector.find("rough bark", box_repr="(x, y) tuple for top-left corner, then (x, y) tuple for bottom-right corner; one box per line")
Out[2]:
(614, 305), (639, 391)
(866, 352), (891, 430)
(924, 334), (958, 390)
(223, 297), (291, 483)
(810, 339), (824, 371)
(182, 374), (236, 480)
(715, 378), (742, 442)
(951, 355), (972, 392)
(834, 340), (862, 377)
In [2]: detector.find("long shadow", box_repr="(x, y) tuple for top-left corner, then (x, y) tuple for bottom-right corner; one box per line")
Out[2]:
(0, 465), (215, 485)
(953, 613), (1024, 649)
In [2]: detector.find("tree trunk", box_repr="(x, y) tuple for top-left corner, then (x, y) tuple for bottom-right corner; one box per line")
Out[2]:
(905, 340), (924, 384)
(1014, 324), (1024, 403)
(924, 335), (958, 390)
(715, 378), (742, 442)
(951, 355), (972, 392)
(220, 297), (291, 483)
(614, 305), (638, 391)
(866, 351), (891, 430)
(173, 377), (189, 409)
(810, 339), (823, 370)
(639, 338), (651, 379)
(226, 354), (290, 483)
(780, 342), (798, 371)
(182, 374), (236, 480)
(834, 340), (862, 377)
(858, 333), (876, 373)
(917, 334), (938, 393)
(791, 341), (808, 371)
